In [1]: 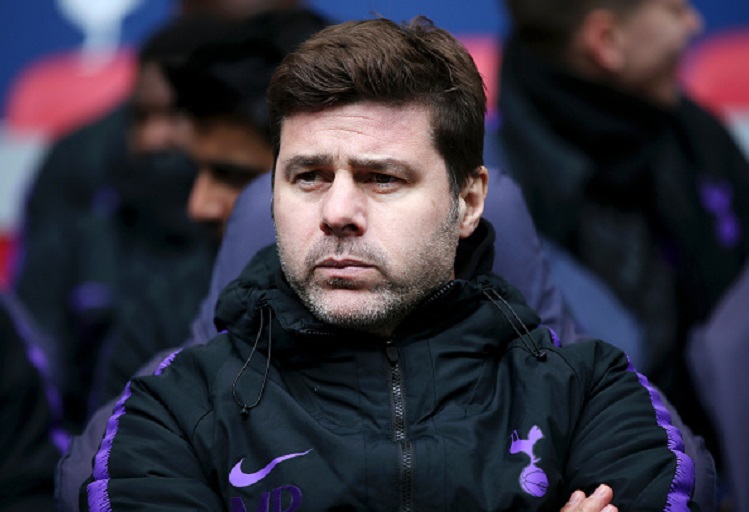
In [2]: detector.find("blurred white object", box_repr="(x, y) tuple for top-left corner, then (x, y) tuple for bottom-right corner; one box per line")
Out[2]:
(0, 123), (47, 232)
(56, 0), (143, 70)
(727, 111), (749, 161)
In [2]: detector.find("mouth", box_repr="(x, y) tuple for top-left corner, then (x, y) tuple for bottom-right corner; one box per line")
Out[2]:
(316, 258), (374, 270)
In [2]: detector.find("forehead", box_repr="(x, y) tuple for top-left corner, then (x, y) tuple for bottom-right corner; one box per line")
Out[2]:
(133, 62), (173, 107)
(278, 102), (439, 162)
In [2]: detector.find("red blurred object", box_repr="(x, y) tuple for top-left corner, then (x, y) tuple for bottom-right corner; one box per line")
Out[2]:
(0, 232), (17, 291)
(681, 28), (749, 118)
(458, 35), (502, 122)
(4, 49), (136, 141)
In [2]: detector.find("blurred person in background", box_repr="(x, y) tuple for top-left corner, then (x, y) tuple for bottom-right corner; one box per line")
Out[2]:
(91, 5), (331, 410)
(498, 0), (749, 508)
(14, 14), (231, 434)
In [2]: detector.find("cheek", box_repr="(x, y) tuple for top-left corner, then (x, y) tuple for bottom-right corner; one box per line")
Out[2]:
(274, 192), (314, 250)
(377, 199), (450, 245)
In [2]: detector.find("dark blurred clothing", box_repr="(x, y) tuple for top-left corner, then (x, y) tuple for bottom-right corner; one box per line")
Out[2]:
(15, 106), (128, 344)
(499, 37), (749, 468)
(87, 149), (220, 410)
(0, 294), (61, 512)
(14, 118), (218, 431)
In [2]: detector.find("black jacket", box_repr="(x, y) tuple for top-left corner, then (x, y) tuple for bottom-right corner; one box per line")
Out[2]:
(84, 222), (695, 511)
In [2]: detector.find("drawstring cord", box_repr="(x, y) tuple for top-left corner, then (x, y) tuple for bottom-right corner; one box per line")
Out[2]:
(232, 306), (273, 414)
(483, 288), (547, 361)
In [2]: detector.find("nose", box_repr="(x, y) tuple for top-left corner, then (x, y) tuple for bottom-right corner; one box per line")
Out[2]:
(320, 174), (366, 237)
(187, 171), (235, 224)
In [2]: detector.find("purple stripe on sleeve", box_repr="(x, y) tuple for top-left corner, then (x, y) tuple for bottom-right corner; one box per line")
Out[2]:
(626, 358), (695, 510)
(1, 294), (69, 452)
(544, 325), (561, 347)
(87, 350), (182, 511)
(88, 382), (131, 512)
(155, 349), (182, 376)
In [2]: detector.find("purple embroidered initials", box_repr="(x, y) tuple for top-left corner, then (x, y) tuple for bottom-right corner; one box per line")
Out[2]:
(230, 485), (303, 512)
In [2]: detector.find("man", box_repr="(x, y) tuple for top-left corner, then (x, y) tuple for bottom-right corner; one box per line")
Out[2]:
(83, 18), (695, 510)
(15, 14), (229, 433)
(499, 0), (749, 506)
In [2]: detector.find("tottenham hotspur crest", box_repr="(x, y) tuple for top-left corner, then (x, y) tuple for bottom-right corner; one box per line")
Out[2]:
(509, 425), (549, 498)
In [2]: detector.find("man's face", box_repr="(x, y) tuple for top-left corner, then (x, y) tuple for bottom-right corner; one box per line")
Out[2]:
(273, 102), (464, 336)
(129, 62), (191, 154)
(614, 0), (703, 106)
(187, 120), (274, 238)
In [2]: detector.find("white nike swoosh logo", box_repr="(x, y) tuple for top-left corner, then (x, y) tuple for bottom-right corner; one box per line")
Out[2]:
(229, 449), (313, 488)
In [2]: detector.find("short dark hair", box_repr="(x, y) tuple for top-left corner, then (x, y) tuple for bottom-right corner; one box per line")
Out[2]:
(267, 17), (487, 196)
(138, 14), (229, 66)
(504, 0), (645, 58)
(166, 8), (330, 146)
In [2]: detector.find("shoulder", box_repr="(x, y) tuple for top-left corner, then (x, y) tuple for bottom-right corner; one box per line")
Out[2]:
(125, 333), (241, 412)
(530, 333), (635, 394)
(677, 96), (744, 153)
(143, 332), (238, 383)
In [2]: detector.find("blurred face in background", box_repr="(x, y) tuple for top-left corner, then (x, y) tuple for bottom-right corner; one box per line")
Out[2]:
(129, 62), (192, 154)
(611, 0), (703, 106)
(186, 118), (274, 238)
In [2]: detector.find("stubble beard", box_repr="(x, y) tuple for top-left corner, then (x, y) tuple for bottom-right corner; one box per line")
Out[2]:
(278, 202), (461, 336)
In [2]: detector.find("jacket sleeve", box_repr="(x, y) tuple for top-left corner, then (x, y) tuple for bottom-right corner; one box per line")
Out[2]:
(84, 351), (223, 511)
(564, 341), (697, 511)
(60, 347), (181, 512)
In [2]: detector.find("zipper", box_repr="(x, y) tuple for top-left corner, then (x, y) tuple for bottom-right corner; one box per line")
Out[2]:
(386, 340), (412, 512)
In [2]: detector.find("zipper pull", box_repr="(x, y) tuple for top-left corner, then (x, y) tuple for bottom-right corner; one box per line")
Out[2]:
(385, 341), (399, 364)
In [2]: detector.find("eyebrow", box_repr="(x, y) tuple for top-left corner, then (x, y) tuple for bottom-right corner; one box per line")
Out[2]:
(281, 154), (416, 179)
(281, 155), (334, 179)
(349, 157), (415, 177)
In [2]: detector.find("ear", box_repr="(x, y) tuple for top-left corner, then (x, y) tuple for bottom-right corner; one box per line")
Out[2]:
(458, 166), (489, 239)
(578, 8), (626, 73)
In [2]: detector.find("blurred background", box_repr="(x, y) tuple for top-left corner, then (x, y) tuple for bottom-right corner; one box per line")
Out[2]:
(0, 0), (747, 288)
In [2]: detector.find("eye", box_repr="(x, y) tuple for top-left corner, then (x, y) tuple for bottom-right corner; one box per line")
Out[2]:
(366, 173), (404, 191)
(372, 173), (398, 184)
(295, 171), (320, 183)
(292, 170), (328, 191)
